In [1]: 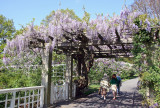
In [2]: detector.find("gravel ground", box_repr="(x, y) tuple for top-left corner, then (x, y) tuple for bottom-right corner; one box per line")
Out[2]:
(54, 78), (146, 108)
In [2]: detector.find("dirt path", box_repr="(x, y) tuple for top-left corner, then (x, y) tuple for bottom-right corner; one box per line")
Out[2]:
(55, 78), (146, 108)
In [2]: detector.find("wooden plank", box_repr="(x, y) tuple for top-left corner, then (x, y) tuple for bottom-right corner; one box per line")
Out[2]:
(94, 54), (131, 58)
(57, 41), (133, 47)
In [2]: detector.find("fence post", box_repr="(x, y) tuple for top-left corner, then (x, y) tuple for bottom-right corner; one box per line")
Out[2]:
(74, 83), (76, 98)
(65, 82), (69, 100)
(10, 91), (16, 107)
(40, 87), (44, 108)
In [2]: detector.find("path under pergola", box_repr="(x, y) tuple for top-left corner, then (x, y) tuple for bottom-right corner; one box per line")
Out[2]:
(55, 78), (145, 108)
(54, 28), (134, 99)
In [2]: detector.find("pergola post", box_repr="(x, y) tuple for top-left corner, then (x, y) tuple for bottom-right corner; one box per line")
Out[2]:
(65, 54), (73, 100)
(41, 50), (48, 107)
(77, 57), (81, 76)
(41, 43), (53, 107)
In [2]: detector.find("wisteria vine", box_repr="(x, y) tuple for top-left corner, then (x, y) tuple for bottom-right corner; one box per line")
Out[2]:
(3, 8), (152, 65)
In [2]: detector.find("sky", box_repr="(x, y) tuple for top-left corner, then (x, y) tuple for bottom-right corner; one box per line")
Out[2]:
(0, 0), (134, 30)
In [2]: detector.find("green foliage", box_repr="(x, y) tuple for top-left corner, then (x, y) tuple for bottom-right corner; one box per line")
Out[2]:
(140, 66), (160, 104)
(60, 8), (81, 21)
(88, 64), (104, 84)
(132, 15), (160, 105)
(120, 68), (136, 79)
(0, 15), (15, 43)
(0, 67), (41, 89)
(116, 57), (134, 64)
(84, 84), (100, 96)
(0, 14), (15, 60)
(13, 28), (25, 38)
(82, 9), (90, 24)
(41, 8), (81, 26)
(88, 62), (113, 84)
(89, 60), (136, 85)
(89, 62), (113, 84)
(52, 52), (66, 64)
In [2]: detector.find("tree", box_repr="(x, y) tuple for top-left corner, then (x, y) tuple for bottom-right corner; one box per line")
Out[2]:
(41, 8), (81, 26)
(131, 0), (160, 19)
(0, 14), (15, 64)
(0, 15), (15, 44)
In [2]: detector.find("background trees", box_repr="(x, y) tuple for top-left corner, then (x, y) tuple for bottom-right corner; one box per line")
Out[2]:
(0, 15), (15, 63)
(88, 58), (135, 85)
(131, 0), (160, 19)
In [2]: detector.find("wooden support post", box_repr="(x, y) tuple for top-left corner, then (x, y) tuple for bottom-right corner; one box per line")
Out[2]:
(70, 55), (73, 99)
(41, 43), (53, 107)
(47, 46), (53, 105)
(65, 54), (73, 100)
(77, 57), (81, 76)
(41, 52), (48, 107)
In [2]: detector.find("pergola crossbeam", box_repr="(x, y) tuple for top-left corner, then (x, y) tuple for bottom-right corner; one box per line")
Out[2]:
(55, 29), (134, 59)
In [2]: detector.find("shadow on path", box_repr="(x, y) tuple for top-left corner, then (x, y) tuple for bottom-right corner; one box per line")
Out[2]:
(55, 91), (145, 108)
(54, 78), (146, 108)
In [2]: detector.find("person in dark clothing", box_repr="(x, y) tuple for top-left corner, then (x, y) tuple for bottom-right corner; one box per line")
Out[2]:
(110, 74), (118, 100)
(116, 73), (121, 94)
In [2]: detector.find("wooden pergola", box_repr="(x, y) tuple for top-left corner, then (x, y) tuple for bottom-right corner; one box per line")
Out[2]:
(55, 29), (133, 58)
(54, 29), (133, 99)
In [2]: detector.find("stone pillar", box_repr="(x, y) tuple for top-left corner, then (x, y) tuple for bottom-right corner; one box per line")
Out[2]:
(65, 54), (73, 100)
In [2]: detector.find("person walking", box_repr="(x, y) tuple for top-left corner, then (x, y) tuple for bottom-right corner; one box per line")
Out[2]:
(99, 74), (110, 100)
(116, 73), (121, 95)
(110, 74), (118, 100)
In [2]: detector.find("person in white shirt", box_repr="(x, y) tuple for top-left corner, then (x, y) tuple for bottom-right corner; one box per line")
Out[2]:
(99, 74), (110, 100)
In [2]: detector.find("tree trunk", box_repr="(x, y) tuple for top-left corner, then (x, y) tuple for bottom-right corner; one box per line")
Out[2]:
(74, 53), (94, 96)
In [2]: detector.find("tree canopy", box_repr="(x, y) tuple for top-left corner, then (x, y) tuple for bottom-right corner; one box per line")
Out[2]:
(131, 0), (160, 19)
(0, 14), (15, 64)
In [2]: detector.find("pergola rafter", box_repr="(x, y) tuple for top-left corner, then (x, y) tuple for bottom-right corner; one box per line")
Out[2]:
(55, 33), (133, 58)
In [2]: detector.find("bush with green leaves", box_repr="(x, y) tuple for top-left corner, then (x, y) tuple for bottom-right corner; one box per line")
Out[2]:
(120, 68), (136, 79)
(0, 66), (42, 89)
(132, 15), (160, 105)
